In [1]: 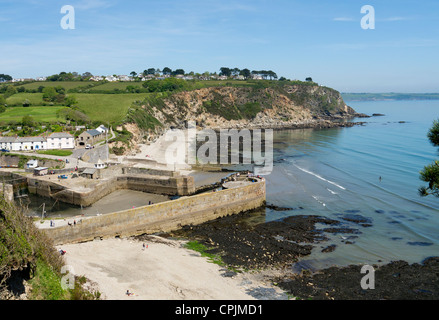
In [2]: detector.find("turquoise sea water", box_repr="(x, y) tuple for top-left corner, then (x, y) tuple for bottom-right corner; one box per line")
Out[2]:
(265, 100), (439, 270)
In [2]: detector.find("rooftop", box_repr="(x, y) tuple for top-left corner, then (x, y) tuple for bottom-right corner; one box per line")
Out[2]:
(86, 129), (102, 137)
(49, 132), (74, 138)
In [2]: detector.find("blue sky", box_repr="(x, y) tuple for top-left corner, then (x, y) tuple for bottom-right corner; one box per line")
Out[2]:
(1, 0), (438, 92)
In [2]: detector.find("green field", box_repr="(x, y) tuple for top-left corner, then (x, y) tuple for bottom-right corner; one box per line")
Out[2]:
(6, 92), (44, 106)
(2, 91), (147, 124)
(75, 93), (148, 124)
(0, 106), (64, 123)
(88, 81), (133, 92)
(37, 150), (73, 156)
(16, 81), (92, 90)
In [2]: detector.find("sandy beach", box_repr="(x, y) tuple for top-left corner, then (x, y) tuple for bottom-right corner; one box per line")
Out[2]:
(58, 236), (288, 300)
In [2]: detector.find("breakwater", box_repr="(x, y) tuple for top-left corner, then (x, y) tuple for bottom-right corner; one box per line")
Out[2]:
(45, 178), (266, 245)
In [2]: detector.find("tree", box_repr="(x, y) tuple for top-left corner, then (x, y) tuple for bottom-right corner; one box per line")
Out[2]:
(419, 119), (439, 197)
(162, 67), (172, 75)
(42, 87), (57, 101)
(4, 85), (17, 98)
(64, 95), (78, 107)
(306, 77), (313, 82)
(21, 115), (35, 127)
(232, 68), (241, 76)
(172, 69), (185, 76)
(239, 68), (251, 80)
(0, 74), (12, 82)
(130, 71), (137, 78)
(219, 67), (231, 77)
(82, 72), (93, 80)
(0, 94), (6, 106)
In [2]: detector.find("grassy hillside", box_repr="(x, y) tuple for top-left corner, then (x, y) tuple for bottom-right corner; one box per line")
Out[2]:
(74, 93), (147, 124)
(1, 91), (147, 125)
(1, 79), (347, 128)
(0, 197), (100, 300)
(16, 81), (92, 91)
(5, 93), (44, 106)
(0, 106), (63, 123)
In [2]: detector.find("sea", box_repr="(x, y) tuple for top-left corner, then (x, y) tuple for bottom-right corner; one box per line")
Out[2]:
(264, 99), (439, 270)
(24, 99), (439, 271)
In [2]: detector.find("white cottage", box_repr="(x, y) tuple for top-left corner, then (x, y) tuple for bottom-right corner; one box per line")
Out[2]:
(15, 136), (47, 151)
(26, 159), (38, 169)
(0, 137), (16, 151)
(47, 132), (75, 149)
(94, 159), (106, 169)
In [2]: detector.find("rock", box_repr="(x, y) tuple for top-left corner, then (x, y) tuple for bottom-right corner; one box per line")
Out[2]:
(321, 244), (337, 253)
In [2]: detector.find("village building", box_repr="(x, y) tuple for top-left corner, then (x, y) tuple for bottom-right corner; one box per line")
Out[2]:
(0, 136), (47, 151)
(77, 129), (104, 147)
(94, 159), (106, 169)
(0, 137), (16, 150)
(26, 159), (38, 169)
(47, 132), (75, 149)
(16, 136), (47, 151)
(95, 125), (108, 134)
(34, 167), (48, 176)
(0, 132), (74, 151)
(82, 168), (97, 179)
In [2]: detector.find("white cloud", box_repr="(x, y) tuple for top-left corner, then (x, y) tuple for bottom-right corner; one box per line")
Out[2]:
(333, 17), (355, 22)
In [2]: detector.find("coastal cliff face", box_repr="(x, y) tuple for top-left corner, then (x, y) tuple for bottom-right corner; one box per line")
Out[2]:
(120, 83), (360, 147)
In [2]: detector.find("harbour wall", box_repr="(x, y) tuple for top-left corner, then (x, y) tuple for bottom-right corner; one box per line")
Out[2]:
(26, 174), (195, 207)
(0, 168), (195, 207)
(45, 179), (266, 245)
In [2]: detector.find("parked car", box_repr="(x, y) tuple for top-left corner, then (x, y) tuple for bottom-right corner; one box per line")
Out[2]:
(58, 175), (68, 179)
(0, 148), (10, 152)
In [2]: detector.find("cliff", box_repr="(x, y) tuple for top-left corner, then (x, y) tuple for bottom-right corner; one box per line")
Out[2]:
(121, 82), (363, 146)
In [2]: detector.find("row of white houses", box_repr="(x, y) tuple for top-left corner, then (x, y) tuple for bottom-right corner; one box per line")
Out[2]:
(0, 132), (75, 151)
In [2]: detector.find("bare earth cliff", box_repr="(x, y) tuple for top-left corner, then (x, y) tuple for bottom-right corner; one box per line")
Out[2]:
(121, 82), (364, 147)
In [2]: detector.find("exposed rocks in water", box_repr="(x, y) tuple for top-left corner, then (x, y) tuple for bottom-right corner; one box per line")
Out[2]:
(339, 213), (373, 228)
(277, 257), (439, 300)
(265, 204), (296, 211)
(321, 244), (337, 253)
(407, 242), (434, 247)
(372, 113), (386, 117)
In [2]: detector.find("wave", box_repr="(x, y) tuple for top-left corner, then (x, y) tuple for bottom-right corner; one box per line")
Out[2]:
(312, 195), (326, 207)
(294, 164), (346, 190)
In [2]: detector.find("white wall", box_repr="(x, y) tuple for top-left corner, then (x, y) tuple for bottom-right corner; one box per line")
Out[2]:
(47, 137), (75, 149)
